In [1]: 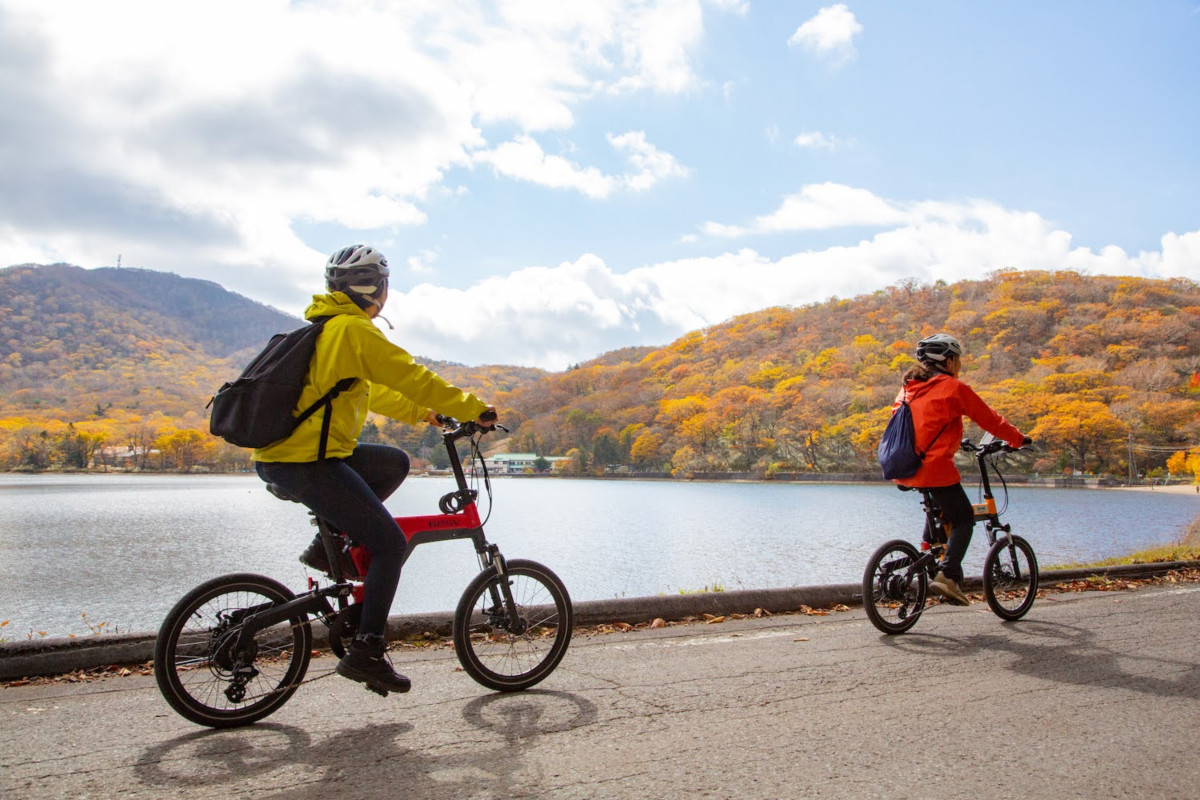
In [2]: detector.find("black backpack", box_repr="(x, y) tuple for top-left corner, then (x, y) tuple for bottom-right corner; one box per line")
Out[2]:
(877, 393), (949, 480)
(208, 316), (354, 458)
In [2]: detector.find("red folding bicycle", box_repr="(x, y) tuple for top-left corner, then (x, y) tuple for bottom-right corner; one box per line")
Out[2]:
(154, 416), (573, 728)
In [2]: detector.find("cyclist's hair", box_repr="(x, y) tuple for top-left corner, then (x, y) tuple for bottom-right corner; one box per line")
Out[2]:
(903, 363), (943, 383)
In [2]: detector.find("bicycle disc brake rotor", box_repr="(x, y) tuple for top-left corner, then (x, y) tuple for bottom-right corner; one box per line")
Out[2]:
(209, 617), (258, 677)
(879, 559), (912, 601)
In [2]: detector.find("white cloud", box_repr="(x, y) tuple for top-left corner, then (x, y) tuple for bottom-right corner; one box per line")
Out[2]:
(406, 249), (439, 276)
(474, 131), (688, 197)
(788, 4), (863, 67)
(607, 131), (691, 190)
(474, 136), (617, 198)
(703, 182), (909, 236)
(0, 0), (712, 295)
(705, 0), (749, 14)
(387, 198), (1200, 370)
(794, 131), (844, 150)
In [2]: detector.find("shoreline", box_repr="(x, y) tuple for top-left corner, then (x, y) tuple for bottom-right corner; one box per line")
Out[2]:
(1102, 483), (1200, 496)
(5, 468), (1199, 493)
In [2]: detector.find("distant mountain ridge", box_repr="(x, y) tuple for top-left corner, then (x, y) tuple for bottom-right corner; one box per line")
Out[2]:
(1, 263), (300, 362)
(0, 263), (544, 427)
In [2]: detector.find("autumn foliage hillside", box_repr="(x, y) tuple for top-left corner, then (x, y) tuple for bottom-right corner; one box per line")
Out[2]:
(496, 271), (1200, 480)
(2, 264), (1198, 479)
(0, 264), (544, 470)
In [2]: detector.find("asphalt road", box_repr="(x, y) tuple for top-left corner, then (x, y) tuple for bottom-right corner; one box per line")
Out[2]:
(3, 583), (1199, 800)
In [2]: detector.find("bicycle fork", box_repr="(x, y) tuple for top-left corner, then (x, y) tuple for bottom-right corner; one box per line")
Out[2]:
(477, 543), (526, 634)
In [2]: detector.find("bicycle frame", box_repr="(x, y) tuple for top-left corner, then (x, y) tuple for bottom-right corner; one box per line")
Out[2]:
(863, 434), (1037, 634)
(892, 436), (1018, 584)
(235, 419), (511, 644)
(156, 415), (572, 725)
(963, 434), (1016, 549)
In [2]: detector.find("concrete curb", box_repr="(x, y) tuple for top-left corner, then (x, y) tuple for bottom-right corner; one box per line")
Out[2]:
(3, 560), (1197, 681)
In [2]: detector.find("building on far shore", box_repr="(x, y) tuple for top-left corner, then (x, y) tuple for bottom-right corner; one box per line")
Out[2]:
(482, 453), (564, 475)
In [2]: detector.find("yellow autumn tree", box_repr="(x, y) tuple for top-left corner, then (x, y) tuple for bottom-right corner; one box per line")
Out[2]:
(630, 430), (665, 468)
(1032, 399), (1129, 473)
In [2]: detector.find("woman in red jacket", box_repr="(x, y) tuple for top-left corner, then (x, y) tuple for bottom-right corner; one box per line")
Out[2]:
(893, 334), (1029, 605)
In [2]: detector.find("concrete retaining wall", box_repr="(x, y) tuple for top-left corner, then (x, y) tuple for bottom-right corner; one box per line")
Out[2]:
(2, 561), (1196, 681)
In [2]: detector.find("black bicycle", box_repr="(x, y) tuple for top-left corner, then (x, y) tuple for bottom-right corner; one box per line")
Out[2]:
(863, 433), (1038, 634)
(154, 416), (573, 728)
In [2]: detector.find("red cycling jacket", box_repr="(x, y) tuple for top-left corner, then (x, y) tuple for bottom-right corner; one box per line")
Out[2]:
(892, 373), (1025, 488)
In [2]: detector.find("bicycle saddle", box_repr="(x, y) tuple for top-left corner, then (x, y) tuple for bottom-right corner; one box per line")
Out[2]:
(265, 483), (301, 503)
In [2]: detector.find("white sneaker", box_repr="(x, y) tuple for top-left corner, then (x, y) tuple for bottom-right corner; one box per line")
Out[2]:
(929, 571), (970, 606)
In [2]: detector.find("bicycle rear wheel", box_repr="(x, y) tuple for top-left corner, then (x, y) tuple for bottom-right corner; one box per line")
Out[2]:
(453, 559), (573, 691)
(983, 535), (1038, 621)
(154, 573), (312, 728)
(862, 539), (927, 634)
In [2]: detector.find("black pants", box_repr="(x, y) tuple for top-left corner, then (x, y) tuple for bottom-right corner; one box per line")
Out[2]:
(256, 444), (410, 639)
(924, 483), (974, 583)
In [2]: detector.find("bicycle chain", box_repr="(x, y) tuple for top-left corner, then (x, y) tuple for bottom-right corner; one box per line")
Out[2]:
(233, 614), (407, 693)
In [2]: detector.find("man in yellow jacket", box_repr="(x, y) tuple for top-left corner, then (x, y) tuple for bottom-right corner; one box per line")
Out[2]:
(254, 244), (494, 694)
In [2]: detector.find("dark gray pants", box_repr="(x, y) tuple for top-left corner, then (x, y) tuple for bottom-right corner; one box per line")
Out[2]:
(924, 483), (974, 583)
(256, 444), (410, 638)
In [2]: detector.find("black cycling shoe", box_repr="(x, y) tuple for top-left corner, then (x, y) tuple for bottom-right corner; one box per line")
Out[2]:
(336, 637), (411, 694)
(298, 538), (331, 575)
(299, 535), (360, 579)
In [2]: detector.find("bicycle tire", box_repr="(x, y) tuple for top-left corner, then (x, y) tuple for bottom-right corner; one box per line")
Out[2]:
(154, 573), (312, 728)
(983, 535), (1038, 621)
(452, 559), (573, 691)
(862, 539), (927, 634)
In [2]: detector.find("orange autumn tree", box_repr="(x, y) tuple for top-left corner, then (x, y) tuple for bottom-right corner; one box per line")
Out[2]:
(1031, 399), (1129, 473)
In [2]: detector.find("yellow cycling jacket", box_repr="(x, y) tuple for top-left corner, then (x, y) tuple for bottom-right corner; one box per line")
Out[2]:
(252, 293), (489, 463)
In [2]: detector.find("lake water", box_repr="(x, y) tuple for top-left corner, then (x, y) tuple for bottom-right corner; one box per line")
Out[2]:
(1, 473), (1197, 638)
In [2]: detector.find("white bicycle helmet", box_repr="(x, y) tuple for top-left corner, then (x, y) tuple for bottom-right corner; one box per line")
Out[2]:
(325, 245), (389, 306)
(915, 333), (964, 365)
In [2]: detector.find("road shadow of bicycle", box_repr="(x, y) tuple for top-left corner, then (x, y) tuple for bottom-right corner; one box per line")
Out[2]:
(879, 618), (1200, 701)
(135, 690), (597, 799)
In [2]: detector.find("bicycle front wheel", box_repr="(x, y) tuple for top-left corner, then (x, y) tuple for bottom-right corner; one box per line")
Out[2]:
(453, 559), (573, 692)
(862, 539), (927, 634)
(983, 535), (1038, 621)
(154, 573), (312, 728)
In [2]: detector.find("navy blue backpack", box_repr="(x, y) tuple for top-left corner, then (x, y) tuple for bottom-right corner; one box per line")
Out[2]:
(877, 394), (949, 480)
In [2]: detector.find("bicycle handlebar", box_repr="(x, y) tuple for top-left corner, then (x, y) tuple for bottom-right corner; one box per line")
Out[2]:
(960, 437), (1033, 456)
(435, 414), (509, 440)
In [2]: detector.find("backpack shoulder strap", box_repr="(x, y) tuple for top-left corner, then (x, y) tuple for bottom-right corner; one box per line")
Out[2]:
(904, 385), (951, 458)
(293, 314), (357, 460)
(916, 417), (952, 458)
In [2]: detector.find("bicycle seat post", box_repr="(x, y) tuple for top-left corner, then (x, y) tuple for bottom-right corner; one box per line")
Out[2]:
(314, 516), (347, 584)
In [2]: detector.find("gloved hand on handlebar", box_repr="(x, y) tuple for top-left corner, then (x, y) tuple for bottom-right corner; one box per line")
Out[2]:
(426, 408), (504, 437)
(1022, 436), (1034, 447)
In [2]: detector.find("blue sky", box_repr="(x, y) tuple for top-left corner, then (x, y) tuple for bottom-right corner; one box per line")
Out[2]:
(2, 1), (1198, 369)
